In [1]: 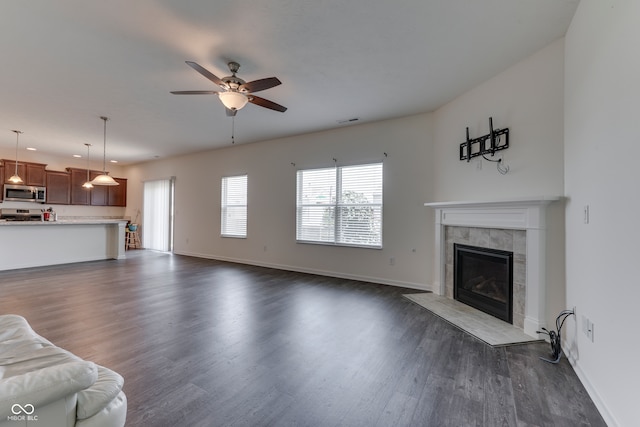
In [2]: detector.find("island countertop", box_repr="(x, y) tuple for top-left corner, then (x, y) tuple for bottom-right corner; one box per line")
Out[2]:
(0, 218), (128, 226)
(0, 219), (128, 271)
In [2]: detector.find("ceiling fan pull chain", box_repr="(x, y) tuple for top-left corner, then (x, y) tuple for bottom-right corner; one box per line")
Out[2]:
(231, 115), (235, 144)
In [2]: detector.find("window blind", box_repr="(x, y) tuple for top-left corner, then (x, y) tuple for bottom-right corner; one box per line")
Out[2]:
(143, 179), (172, 251)
(296, 163), (382, 248)
(221, 175), (247, 238)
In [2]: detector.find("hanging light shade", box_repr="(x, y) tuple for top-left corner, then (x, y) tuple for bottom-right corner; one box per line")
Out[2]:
(90, 116), (119, 186)
(8, 130), (24, 184)
(218, 91), (248, 111)
(82, 143), (93, 189)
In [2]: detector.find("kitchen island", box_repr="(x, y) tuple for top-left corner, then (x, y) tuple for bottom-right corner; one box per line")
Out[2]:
(0, 219), (128, 271)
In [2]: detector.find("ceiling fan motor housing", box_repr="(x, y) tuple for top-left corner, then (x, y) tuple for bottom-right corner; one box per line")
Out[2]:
(223, 62), (246, 91)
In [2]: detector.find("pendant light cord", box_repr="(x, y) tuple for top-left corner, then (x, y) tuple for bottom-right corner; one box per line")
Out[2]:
(85, 143), (92, 185)
(100, 116), (109, 173)
(12, 130), (22, 176)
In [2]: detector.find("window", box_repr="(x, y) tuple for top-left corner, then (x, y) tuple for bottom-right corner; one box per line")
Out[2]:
(221, 175), (247, 238)
(296, 162), (383, 248)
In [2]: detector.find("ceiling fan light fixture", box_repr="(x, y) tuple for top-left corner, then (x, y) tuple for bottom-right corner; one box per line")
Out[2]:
(218, 91), (248, 111)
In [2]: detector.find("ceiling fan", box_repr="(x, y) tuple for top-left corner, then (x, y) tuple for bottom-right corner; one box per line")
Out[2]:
(171, 61), (287, 116)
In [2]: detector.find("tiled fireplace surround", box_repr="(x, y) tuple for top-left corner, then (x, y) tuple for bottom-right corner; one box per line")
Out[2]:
(425, 198), (559, 338)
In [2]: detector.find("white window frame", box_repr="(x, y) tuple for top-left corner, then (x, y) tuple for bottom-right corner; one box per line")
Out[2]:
(221, 174), (247, 238)
(296, 162), (383, 249)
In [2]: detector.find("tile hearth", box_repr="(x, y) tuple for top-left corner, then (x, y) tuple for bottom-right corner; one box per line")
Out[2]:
(403, 293), (541, 347)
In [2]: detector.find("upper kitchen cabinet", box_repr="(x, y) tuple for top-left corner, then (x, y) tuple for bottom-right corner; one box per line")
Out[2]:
(46, 170), (71, 205)
(2, 160), (47, 186)
(26, 163), (47, 186)
(67, 168), (90, 205)
(2, 161), (25, 184)
(68, 169), (126, 207)
(89, 171), (108, 206)
(108, 178), (127, 207)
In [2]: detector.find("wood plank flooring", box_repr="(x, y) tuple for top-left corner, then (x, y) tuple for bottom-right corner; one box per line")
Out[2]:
(0, 251), (606, 427)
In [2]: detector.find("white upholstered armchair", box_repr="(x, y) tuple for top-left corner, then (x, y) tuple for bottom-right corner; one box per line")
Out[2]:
(0, 315), (126, 427)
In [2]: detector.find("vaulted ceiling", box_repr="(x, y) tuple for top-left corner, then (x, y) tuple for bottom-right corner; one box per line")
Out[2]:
(0, 0), (579, 164)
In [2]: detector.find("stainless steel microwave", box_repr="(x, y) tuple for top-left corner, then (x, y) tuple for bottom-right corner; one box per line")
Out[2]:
(3, 184), (46, 203)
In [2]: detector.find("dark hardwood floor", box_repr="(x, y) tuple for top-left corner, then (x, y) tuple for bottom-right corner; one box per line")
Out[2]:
(0, 251), (606, 427)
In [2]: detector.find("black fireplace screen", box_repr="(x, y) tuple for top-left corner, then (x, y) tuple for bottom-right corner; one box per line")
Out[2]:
(454, 244), (513, 323)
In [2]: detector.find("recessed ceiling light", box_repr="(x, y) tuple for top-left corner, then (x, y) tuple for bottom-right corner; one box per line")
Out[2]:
(73, 154), (82, 158)
(26, 147), (37, 151)
(110, 160), (118, 163)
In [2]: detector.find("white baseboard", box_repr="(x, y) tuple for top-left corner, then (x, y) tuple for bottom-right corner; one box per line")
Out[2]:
(174, 250), (432, 291)
(563, 347), (618, 427)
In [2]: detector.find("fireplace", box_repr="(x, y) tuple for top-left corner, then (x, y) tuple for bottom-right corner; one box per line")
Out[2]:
(424, 197), (559, 337)
(454, 244), (513, 323)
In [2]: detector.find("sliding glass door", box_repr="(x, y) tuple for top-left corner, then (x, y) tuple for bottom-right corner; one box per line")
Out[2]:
(143, 178), (174, 252)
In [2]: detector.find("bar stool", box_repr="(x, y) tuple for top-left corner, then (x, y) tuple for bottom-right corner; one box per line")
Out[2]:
(126, 224), (141, 250)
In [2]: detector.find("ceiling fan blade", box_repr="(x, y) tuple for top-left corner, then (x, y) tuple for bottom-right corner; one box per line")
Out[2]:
(248, 95), (287, 112)
(226, 108), (237, 117)
(240, 77), (282, 93)
(185, 61), (227, 88)
(170, 90), (219, 95)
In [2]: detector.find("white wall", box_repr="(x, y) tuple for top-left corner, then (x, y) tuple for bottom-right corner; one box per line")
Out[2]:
(125, 38), (567, 305)
(125, 113), (435, 289)
(431, 39), (567, 329)
(564, 1), (640, 425)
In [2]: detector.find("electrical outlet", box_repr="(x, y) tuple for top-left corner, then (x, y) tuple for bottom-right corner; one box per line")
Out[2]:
(389, 257), (395, 266)
(582, 315), (594, 342)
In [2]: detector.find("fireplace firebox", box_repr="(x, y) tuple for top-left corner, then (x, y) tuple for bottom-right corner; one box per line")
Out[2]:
(454, 244), (513, 323)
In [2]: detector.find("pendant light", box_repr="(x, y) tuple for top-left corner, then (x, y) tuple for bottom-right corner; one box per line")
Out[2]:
(90, 116), (119, 186)
(82, 143), (93, 189)
(8, 130), (24, 184)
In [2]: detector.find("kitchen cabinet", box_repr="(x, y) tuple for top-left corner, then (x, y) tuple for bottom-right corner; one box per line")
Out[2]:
(0, 165), (3, 201)
(67, 168), (91, 205)
(2, 160), (47, 186)
(3, 161), (26, 184)
(108, 178), (127, 207)
(89, 171), (108, 206)
(26, 163), (46, 186)
(46, 170), (71, 205)
(66, 168), (126, 206)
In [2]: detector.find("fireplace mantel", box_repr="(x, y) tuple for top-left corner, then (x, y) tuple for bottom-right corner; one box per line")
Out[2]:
(425, 196), (561, 337)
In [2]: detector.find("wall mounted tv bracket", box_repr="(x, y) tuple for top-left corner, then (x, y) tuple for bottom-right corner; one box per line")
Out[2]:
(459, 117), (509, 162)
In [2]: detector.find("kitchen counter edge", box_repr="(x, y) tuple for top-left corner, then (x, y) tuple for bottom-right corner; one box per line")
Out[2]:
(0, 219), (128, 226)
